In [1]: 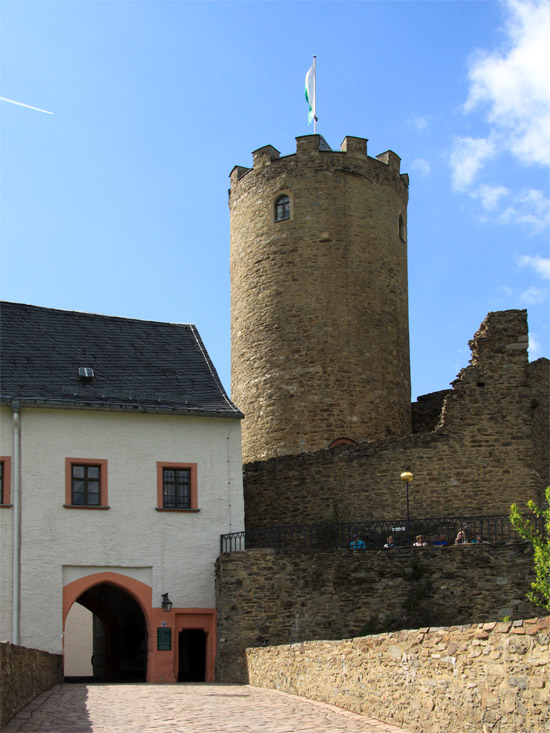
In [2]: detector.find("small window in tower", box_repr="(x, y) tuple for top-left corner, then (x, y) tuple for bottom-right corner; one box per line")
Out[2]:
(275, 194), (291, 222)
(328, 437), (356, 449)
(399, 214), (406, 242)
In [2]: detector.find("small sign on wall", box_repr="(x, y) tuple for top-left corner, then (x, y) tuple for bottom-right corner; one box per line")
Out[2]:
(157, 627), (172, 651)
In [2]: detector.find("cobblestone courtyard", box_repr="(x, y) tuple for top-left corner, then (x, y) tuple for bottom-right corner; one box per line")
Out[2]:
(3, 683), (410, 732)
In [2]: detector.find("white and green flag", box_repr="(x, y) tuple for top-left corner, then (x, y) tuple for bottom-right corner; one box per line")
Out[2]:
(305, 62), (316, 125)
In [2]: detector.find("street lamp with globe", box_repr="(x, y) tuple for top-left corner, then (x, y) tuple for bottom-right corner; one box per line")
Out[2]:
(400, 469), (414, 546)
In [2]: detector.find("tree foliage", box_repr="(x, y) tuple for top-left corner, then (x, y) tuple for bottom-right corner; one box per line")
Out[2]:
(510, 487), (550, 612)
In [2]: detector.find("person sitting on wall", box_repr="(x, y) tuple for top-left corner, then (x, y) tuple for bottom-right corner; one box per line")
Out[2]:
(470, 532), (486, 543)
(384, 535), (396, 548)
(432, 534), (448, 546)
(349, 534), (366, 549)
(455, 530), (468, 544)
(413, 534), (428, 547)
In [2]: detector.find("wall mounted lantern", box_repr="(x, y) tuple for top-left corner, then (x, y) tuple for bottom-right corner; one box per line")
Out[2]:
(161, 593), (173, 612)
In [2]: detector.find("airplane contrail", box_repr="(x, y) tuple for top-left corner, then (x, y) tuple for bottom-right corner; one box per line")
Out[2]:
(0, 97), (53, 115)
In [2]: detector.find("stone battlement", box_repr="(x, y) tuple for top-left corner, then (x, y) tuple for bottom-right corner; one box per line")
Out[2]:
(230, 135), (408, 186)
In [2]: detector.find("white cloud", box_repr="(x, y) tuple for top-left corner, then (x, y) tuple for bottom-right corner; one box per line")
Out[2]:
(410, 115), (431, 131)
(518, 253), (550, 278)
(450, 136), (496, 190)
(471, 184), (509, 211)
(520, 286), (548, 304)
(411, 158), (431, 176)
(498, 285), (514, 296)
(450, 0), (550, 230)
(529, 332), (542, 357)
(499, 189), (550, 232)
(464, 0), (550, 166)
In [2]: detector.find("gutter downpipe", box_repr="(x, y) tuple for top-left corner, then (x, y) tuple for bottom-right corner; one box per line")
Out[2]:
(11, 400), (21, 645)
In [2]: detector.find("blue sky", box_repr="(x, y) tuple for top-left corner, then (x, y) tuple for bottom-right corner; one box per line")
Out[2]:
(1, 0), (549, 400)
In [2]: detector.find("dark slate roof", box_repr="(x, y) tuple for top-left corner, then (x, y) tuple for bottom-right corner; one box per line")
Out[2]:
(0, 301), (242, 417)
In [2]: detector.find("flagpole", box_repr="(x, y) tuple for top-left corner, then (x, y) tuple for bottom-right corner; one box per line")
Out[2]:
(313, 55), (317, 134)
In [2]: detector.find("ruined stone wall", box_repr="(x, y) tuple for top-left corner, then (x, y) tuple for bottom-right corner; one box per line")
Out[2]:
(230, 135), (411, 463)
(0, 643), (63, 727)
(411, 389), (449, 433)
(246, 617), (550, 733)
(243, 311), (548, 529)
(528, 357), (550, 502)
(215, 543), (540, 683)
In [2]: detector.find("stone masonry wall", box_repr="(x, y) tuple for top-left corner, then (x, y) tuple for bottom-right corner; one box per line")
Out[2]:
(0, 642), (63, 727)
(243, 311), (549, 529)
(246, 617), (550, 733)
(215, 543), (540, 683)
(230, 135), (411, 463)
(528, 357), (550, 499)
(411, 389), (449, 433)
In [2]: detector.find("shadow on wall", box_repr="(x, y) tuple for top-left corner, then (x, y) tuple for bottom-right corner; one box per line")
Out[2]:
(6, 682), (93, 731)
(0, 643), (66, 727)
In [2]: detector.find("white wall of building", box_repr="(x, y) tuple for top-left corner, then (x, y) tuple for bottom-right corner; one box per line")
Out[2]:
(0, 406), (244, 654)
(0, 405), (14, 641)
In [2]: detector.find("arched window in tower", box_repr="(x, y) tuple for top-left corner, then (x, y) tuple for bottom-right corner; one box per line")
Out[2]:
(399, 213), (406, 242)
(328, 437), (356, 449)
(275, 194), (291, 222)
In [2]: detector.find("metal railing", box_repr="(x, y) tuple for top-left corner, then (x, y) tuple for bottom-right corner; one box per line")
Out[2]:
(220, 513), (543, 553)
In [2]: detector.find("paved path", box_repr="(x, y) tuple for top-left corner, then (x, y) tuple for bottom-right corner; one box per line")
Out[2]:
(3, 683), (410, 733)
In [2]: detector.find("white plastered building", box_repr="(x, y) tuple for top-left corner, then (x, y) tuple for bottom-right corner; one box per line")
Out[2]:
(0, 301), (244, 683)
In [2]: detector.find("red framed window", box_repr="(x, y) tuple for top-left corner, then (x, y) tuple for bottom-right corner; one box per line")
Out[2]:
(0, 457), (11, 506)
(65, 458), (108, 509)
(157, 462), (198, 512)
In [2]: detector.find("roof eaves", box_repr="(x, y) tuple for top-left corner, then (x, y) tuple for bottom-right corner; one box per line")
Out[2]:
(0, 396), (244, 419)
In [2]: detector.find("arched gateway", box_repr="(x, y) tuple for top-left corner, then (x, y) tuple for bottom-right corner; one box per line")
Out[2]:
(63, 572), (216, 683)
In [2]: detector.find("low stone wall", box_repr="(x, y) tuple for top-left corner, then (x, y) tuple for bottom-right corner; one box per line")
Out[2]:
(246, 617), (550, 733)
(215, 543), (539, 682)
(0, 642), (63, 727)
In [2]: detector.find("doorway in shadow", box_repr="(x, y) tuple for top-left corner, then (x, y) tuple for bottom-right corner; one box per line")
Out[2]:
(65, 582), (147, 682)
(178, 629), (206, 681)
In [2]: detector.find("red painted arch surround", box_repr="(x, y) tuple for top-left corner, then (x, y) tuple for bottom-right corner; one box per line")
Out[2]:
(63, 572), (152, 629)
(63, 572), (216, 682)
(63, 572), (156, 680)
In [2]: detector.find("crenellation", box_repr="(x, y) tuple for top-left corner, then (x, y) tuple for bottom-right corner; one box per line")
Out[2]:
(295, 134), (327, 156)
(376, 149), (401, 171)
(251, 145), (280, 168)
(229, 165), (250, 185)
(340, 135), (367, 155)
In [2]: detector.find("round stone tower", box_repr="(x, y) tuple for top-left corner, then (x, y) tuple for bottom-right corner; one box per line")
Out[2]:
(230, 134), (411, 463)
